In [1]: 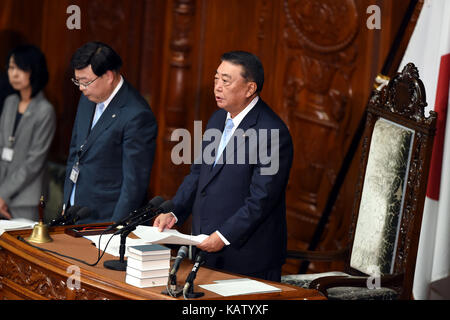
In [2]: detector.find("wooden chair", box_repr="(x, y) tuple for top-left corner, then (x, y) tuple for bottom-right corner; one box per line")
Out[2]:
(281, 63), (437, 300)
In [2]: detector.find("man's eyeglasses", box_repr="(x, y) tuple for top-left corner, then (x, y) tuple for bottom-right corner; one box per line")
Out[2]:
(71, 76), (99, 88)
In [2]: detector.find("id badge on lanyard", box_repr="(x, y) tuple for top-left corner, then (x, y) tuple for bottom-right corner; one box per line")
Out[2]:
(70, 143), (85, 183)
(70, 162), (80, 183)
(1, 136), (15, 162)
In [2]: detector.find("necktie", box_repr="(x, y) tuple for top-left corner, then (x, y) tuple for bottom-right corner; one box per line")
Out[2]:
(214, 118), (234, 166)
(70, 103), (105, 205)
(91, 103), (105, 129)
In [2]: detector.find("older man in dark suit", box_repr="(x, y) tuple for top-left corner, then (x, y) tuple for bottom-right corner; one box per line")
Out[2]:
(62, 42), (157, 224)
(154, 51), (293, 281)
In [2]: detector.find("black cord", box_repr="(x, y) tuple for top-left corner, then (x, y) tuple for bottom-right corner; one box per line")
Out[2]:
(17, 233), (116, 267)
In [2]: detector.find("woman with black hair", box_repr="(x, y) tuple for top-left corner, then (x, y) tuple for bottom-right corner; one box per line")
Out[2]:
(0, 45), (56, 221)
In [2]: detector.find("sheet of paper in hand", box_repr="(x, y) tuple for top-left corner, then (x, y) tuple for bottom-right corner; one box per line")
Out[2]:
(133, 226), (208, 246)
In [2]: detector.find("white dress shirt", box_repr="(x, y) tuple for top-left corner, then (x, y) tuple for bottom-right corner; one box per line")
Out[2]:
(100, 75), (124, 111)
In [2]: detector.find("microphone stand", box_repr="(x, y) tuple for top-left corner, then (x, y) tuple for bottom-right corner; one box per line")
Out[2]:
(103, 227), (134, 271)
(162, 246), (188, 297)
(183, 281), (204, 299)
(103, 212), (155, 271)
(161, 273), (185, 297)
(183, 252), (205, 299)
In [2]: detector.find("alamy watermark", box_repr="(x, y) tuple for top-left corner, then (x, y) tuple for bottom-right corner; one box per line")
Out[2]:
(170, 121), (280, 176)
(367, 274), (382, 290)
(66, 5), (81, 30)
(66, 5), (380, 31)
(365, 266), (382, 290)
(66, 265), (81, 290)
(367, 5), (381, 30)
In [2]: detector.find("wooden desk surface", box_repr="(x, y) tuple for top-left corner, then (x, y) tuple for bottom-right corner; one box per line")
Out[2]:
(0, 227), (325, 300)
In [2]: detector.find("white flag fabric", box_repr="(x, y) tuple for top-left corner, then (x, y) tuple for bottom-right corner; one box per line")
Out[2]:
(399, 0), (450, 299)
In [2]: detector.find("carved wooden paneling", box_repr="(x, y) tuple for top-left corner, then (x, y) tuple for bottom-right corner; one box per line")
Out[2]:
(279, 1), (360, 274)
(0, 251), (65, 299)
(282, 1), (358, 207)
(0, 250), (113, 300)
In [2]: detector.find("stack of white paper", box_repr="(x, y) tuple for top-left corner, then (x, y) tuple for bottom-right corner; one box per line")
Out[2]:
(0, 218), (37, 236)
(199, 278), (282, 297)
(125, 244), (171, 288)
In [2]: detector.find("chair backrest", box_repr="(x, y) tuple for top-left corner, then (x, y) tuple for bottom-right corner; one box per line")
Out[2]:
(347, 63), (436, 299)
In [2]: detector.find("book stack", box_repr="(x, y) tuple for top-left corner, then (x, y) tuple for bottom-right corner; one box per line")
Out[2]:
(125, 244), (171, 288)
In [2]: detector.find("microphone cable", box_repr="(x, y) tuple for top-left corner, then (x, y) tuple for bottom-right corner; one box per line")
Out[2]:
(17, 232), (117, 267)
(166, 269), (177, 298)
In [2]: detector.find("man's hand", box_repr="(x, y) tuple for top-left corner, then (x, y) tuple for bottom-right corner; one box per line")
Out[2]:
(197, 232), (225, 253)
(0, 197), (12, 220)
(153, 213), (176, 232)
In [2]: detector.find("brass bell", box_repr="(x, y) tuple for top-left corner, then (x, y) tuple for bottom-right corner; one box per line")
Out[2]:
(26, 221), (53, 243)
(26, 196), (53, 243)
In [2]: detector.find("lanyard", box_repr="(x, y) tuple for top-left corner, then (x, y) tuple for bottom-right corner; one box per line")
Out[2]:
(7, 136), (15, 148)
(75, 141), (87, 166)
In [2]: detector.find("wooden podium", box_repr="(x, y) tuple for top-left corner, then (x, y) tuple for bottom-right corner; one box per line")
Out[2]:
(0, 225), (325, 300)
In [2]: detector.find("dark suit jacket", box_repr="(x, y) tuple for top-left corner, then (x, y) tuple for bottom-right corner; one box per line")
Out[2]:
(63, 79), (157, 224)
(172, 98), (293, 275)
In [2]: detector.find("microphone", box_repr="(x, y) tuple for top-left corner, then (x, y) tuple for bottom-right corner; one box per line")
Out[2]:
(166, 246), (188, 296)
(124, 196), (167, 227)
(104, 200), (175, 271)
(49, 205), (82, 226)
(64, 207), (92, 225)
(170, 246), (188, 277)
(115, 200), (174, 235)
(183, 251), (205, 299)
(107, 196), (165, 231)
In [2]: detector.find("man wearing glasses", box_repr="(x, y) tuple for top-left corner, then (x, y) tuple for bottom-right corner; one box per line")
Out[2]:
(62, 41), (157, 224)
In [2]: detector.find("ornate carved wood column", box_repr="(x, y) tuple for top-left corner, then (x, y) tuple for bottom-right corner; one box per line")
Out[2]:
(281, 0), (359, 251)
(154, 0), (197, 201)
